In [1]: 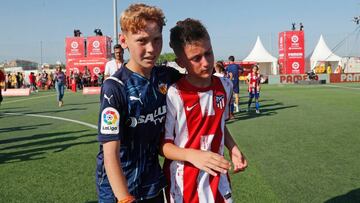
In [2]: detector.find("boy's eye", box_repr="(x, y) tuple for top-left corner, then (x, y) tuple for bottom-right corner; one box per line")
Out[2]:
(137, 38), (147, 44)
(192, 56), (201, 62)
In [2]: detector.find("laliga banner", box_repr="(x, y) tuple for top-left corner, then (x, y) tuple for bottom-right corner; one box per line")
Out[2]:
(65, 37), (85, 59)
(278, 31), (305, 74)
(66, 58), (108, 76)
(87, 36), (112, 58)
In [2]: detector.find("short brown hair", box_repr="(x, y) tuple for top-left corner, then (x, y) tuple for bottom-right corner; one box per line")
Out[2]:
(120, 3), (165, 33)
(169, 18), (210, 54)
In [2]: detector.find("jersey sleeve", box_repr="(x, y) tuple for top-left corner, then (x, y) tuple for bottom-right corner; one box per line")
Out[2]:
(163, 86), (178, 144)
(97, 79), (125, 142)
(220, 78), (233, 120)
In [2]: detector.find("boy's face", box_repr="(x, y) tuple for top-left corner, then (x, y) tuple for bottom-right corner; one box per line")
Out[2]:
(176, 39), (214, 80)
(120, 21), (162, 69)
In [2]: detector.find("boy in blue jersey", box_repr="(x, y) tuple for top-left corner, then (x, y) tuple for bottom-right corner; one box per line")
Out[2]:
(226, 56), (243, 114)
(96, 4), (181, 203)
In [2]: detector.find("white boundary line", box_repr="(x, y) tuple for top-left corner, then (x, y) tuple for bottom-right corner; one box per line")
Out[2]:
(1, 112), (97, 129)
(325, 84), (360, 90)
(2, 93), (57, 104)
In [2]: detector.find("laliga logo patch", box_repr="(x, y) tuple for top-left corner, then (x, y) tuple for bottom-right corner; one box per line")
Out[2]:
(93, 40), (100, 48)
(158, 83), (167, 95)
(292, 62), (300, 70)
(71, 41), (79, 49)
(216, 94), (225, 109)
(291, 35), (299, 43)
(101, 107), (119, 134)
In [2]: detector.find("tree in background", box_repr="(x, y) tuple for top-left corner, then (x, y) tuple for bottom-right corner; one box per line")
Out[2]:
(157, 52), (176, 65)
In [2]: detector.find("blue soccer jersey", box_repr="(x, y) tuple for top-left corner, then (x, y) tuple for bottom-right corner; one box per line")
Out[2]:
(96, 65), (180, 200)
(226, 63), (242, 94)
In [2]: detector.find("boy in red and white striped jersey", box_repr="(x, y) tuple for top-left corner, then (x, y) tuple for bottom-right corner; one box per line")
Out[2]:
(246, 65), (261, 114)
(161, 18), (247, 203)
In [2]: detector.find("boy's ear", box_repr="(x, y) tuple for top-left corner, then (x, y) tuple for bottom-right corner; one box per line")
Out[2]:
(119, 33), (128, 49)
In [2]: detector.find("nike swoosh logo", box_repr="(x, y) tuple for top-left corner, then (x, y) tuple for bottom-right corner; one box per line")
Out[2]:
(186, 103), (198, 111)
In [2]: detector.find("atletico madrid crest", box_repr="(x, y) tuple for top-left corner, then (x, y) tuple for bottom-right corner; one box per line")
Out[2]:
(215, 94), (225, 109)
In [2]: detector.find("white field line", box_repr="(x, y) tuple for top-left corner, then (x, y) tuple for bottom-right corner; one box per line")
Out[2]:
(2, 93), (57, 104)
(325, 84), (360, 90)
(1, 112), (97, 129)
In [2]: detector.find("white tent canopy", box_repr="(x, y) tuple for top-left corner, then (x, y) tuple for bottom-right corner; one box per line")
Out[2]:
(309, 35), (342, 72)
(243, 36), (278, 75)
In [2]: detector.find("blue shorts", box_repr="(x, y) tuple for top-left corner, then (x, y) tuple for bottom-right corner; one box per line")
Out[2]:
(233, 81), (239, 94)
(249, 92), (260, 99)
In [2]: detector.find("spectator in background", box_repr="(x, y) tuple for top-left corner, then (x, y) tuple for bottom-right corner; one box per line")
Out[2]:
(36, 73), (42, 89)
(226, 55), (243, 113)
(11, 73), (17, 88)
(97, 72), (104, 86)
(214, 61), (226, 77)
(104, 44), (124, 79)
(0, 69), (6, 106)
(82, 67), (91, 87)
(54, 66), (66, 107)
(16, 72), (22, 88)
(29, 72), (38, 93)
(6, 74), (11, 88)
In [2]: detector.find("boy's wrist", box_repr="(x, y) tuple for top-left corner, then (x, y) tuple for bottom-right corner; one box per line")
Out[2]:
(117, 195), (135, 203)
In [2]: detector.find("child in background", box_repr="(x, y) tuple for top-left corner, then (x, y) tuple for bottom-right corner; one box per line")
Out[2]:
(247, 64), (261, 114)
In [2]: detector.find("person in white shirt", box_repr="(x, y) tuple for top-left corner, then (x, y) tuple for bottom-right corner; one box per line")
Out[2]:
(214, 61), (226, 77)
(104, 44), (124, 79)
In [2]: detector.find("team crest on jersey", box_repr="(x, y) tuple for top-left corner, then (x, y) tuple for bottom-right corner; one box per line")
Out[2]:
(100, 107), (119, 134)
(216, 94), (225, 109)
(158, 83), (167, 95)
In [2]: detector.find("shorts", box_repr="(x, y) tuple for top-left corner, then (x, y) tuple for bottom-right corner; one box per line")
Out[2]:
(232, 81), (239, 94)
(249, 91), (260, 99)
(96, 166), (165, 203)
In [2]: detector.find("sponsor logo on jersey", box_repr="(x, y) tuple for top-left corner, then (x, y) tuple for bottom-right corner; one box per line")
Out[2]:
(215, 95), (225, 109)
(104, 94), (113, 105)
(101, 107), (119, 134)
(186, 103), (198, 111)
(129, 93), (143, 105)
(158, 83), (168, 95)
(128, 105), (166, 127)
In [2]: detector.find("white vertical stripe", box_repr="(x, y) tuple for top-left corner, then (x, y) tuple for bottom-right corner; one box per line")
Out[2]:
(199, 90), (215, 116)
(218, 173), (233, 202)
(197, 171), (215, 203)
(170, 161), (184, 203)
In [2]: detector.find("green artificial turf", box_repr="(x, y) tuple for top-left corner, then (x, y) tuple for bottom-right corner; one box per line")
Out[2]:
(1, 84), (360, 202)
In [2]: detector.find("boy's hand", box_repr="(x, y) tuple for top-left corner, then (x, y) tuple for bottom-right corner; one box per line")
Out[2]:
(229, 146), (247, 173)
(187, 149), (231, 176)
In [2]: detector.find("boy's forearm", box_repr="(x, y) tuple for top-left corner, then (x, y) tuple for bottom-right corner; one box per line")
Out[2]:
(103, 141), (131, 200)
(162, 142), (193, 162)
(224, 126), (237, 151)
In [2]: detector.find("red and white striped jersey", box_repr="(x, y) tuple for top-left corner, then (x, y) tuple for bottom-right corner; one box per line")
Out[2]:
(247, 72), (260, 92)
(163, 76), (233, 203)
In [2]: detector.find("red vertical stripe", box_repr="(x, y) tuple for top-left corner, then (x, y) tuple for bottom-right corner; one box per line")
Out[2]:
(177, 77), (227, 202)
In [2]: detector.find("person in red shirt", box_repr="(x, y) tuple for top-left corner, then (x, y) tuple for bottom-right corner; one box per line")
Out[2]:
(0, 69), (6, 105)
(29, 72), (38, 92)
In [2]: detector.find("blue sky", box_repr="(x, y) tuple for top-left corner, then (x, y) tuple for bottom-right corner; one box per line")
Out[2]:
(0, 0), (359, 64)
